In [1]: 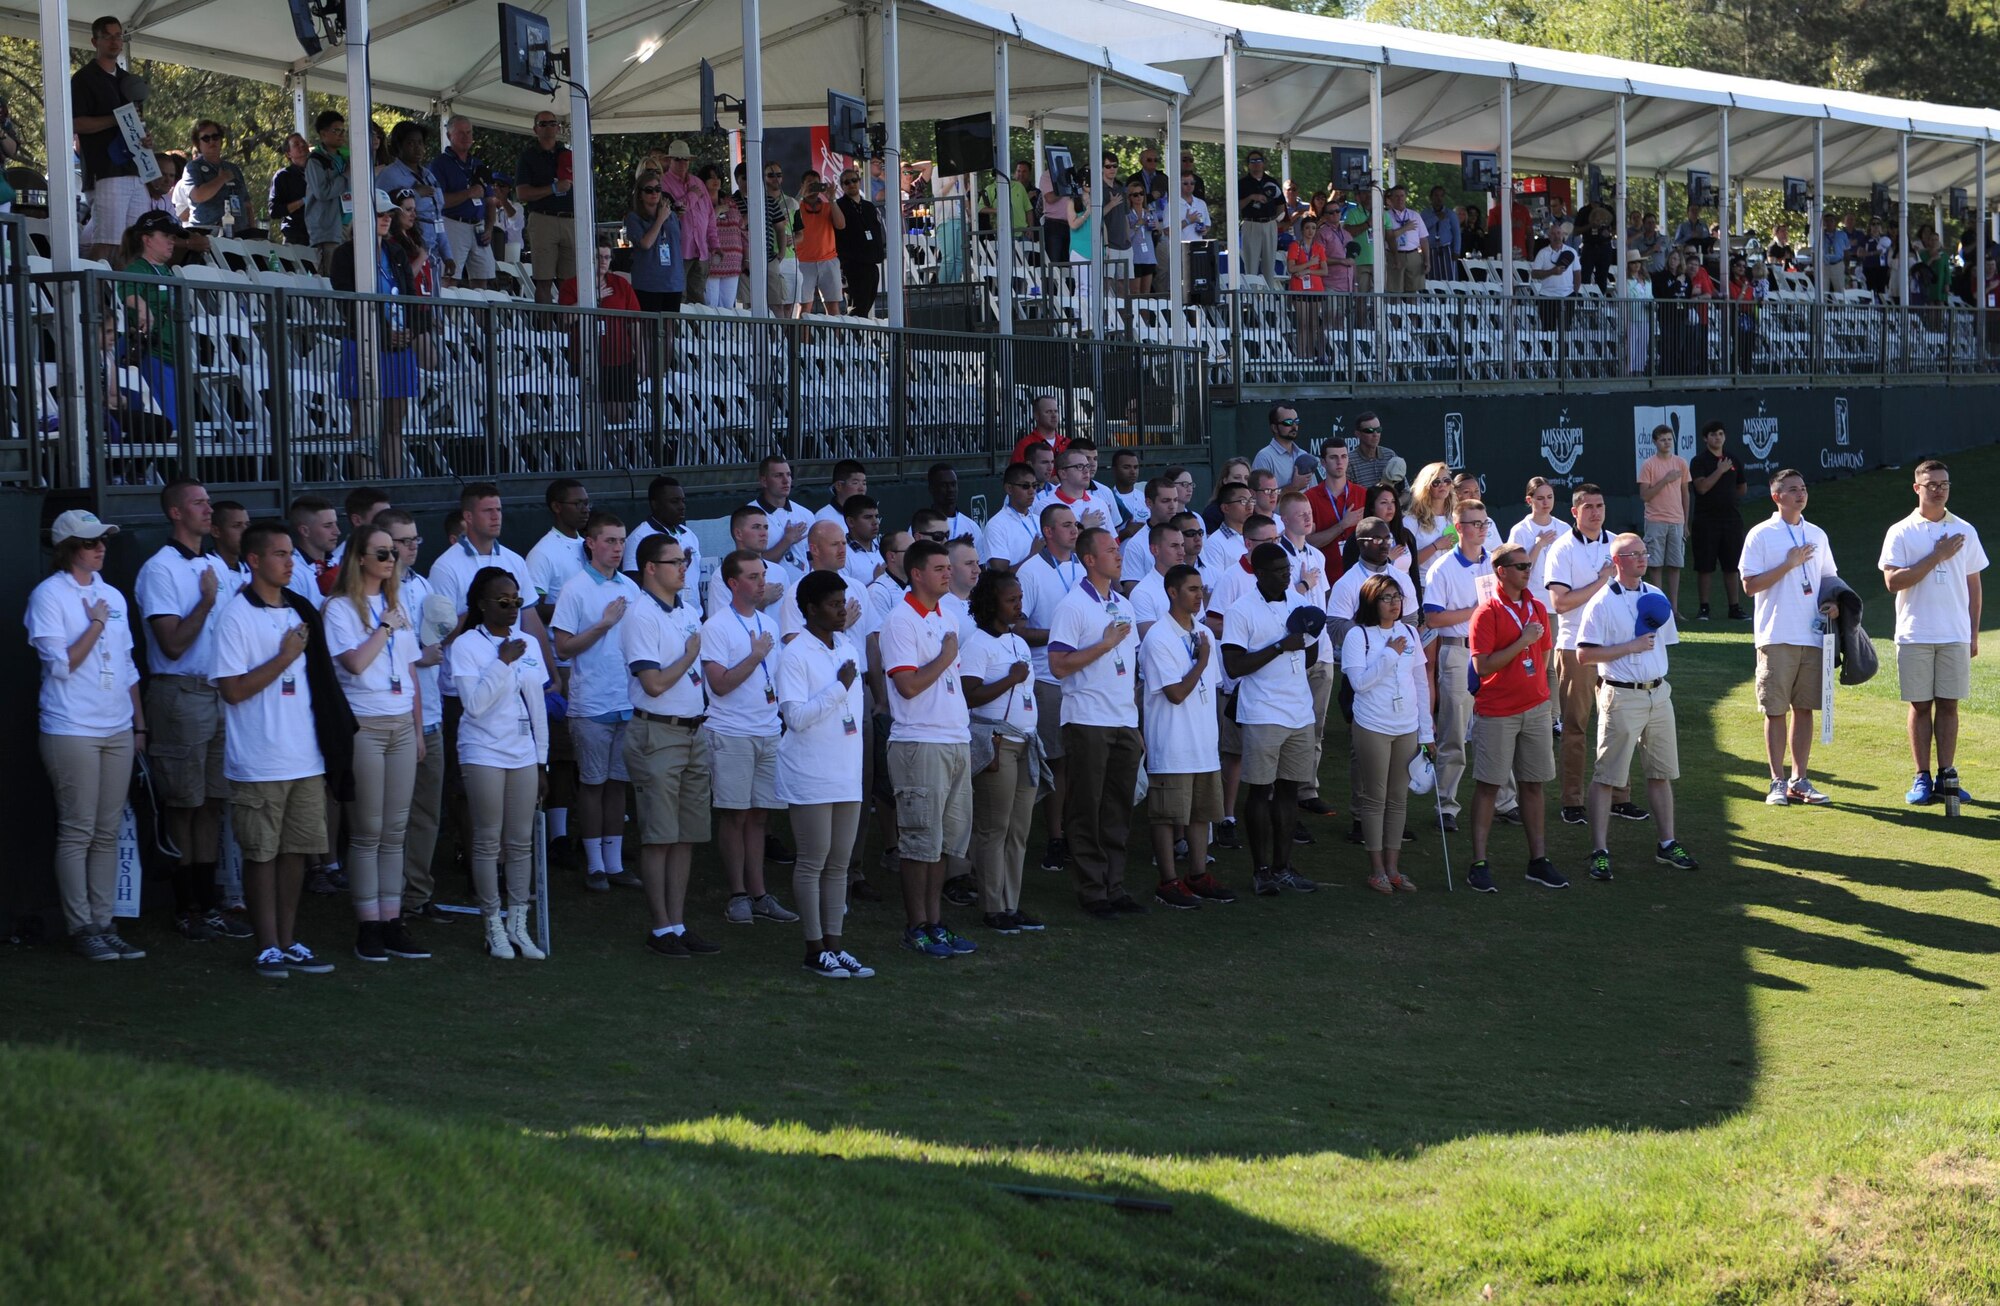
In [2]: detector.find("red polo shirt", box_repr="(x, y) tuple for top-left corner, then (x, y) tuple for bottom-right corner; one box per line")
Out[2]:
(1307, 480), (1367, 579)
(1469, 590), (1552, 717)
(1011, 430), (1069, 469)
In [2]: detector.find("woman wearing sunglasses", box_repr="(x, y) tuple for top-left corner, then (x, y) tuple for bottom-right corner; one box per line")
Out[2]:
(624, 167), (684, 313)
(448, 568), (551, 959)
(184, 119), (254, 234)
(323, 524), (428, 963)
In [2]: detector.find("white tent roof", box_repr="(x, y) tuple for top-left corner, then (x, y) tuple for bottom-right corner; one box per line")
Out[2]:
(1017, 0), (1998, 197)
(5, 0), (1184, 136)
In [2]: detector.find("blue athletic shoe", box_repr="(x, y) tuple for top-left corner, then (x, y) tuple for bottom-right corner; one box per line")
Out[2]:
(928, 924), (976, 955)
(1907, 772), (1934, 805)
(1467, 861), (1497, 894)
(904, 926), (952, 959)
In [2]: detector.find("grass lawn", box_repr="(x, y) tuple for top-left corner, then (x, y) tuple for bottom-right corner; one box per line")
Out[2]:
(5, 447), (2000, 1305)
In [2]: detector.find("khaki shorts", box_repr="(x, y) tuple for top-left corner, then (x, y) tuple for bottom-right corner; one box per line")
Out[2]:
(1897, 641), (1971, 702)
(625, 718), (711, 844)
(1218, 694), (1242, 757)
(525, 210), (578, 283)
(1755, 643), (1822, 716)
(1472, 700), (1557, 787)
(1034, 679), (1067, 760)
(1592, 682), (1680, 790)
(1239, 721), (1315, 786)
(231, 776), (329, 862)
(705, 728), (782, 810)
(145, 676), (227, 808)
(1147, 770), (1224, 825)
(1643, 520), (1686, 569)
(887, 739), (973, 863)
(568, 715), (631, 786)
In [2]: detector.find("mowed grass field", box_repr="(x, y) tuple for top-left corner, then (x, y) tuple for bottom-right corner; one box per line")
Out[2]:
(4, 447), (1999, 1305)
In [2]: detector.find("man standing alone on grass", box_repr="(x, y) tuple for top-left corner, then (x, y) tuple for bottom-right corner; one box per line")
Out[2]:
(1879, 460), (1985, 806)
(1575, 533), (1699, 881)
(1740, 470), (1841, 807)
(1465, 544), (1561, 893)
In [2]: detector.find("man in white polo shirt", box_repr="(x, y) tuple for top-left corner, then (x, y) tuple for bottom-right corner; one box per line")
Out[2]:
(979, 463), (1044, 571)
(552, 512), (643, 892)
(1140, 563), (1237, 910)
(814, 459), (869, 529)
(878, 539), (977, 958)
(1278, 491), (1338, 820)
(1128, 521), (1190, 640)
(751, 455), (814, 573)
(1576, 532), (1699, 881)
(1048, 526), (1145, 919)
(706, 505), (792, 619)
(1420, 498), (1494, 832)
(1015, 504), (1084, 872)
(700, 549), (800, 926)
(840, 495), (885, 592)
(622, 532), (721, 959)
(1878, 458), (1986, 807)
(1741, 468), (1842, 806)
(1036, 447), (1114, 535)
(1121, 476), (1179, 592)
(621, 476), (702, 604)
(1200, 482), (1256, 573)
(1223, 542), (1323, 898)
(1545, 483), (1640, 825)
(135, 478), (253, 943)
(527, 478), (591, 623)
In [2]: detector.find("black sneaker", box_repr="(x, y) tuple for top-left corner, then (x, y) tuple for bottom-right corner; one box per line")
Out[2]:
(1655, 841), (1700, 870)
(1108, 894), (1146, 915)
(982, 911), (1023, 934)
(1153, 880), (1201, 910)
(1011, 910), (1046, 931)
(177, 912), (220, 942)
(942, 875), (979, 908)
(1186, 873), (1237, 903)
(1560, 806), (1587, 826)
(1696, 604), (1711, 621)
(1439, 813), (1459, 834)
(413, 902), (456, 923)
(1347, 820), (1366, 845)
(1728, 604), (1748, 620)
(1297, 796), (1337, 816)
(803, 950), (850, 980)
(1276, 868), (1320, 893)
(849, 876), (884, 904)
(1495, 806), (1524, 826)
(354, 921), (388, 963)
(1587, 849), (1614, 881)
(646, 931), (691, 958)
(1467, 861), (1497, 893)
(380, 919), (431, 959)
(1401, 827), (1417, 843)
(1291, 825), (1315, 846)
(764, 834), (796, 866)
(1041, 837), (1070, 871)
(1083, 899), (1121, 920)
(1212, 819), (1243, 851)
(1253, 867), (1282, 897)
(1525, 857), (1569, 889)
(681, 929), (722, 956)
(1610, 802), (1651, 822)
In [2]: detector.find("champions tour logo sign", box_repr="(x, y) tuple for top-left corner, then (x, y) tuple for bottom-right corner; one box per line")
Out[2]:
(1741, 401), (1781, 471)
(1540, 409), (1585, 485)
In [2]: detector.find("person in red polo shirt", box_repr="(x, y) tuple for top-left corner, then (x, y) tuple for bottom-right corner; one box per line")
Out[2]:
(1011, 394), (1070, 469)
(1305, 439), (1368, 582)
(1465, 542), (1563, 894)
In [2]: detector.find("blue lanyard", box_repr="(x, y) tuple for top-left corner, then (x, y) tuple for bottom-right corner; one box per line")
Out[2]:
(733, 609), (773, 693)
(1048, 555), (1080, 594)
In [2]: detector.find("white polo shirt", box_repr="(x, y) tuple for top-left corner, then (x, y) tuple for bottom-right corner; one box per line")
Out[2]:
(526, 528), (586, 604)
(1281, 535), (1334, 659)
(751, 496), (815, 572)
(877, 594), (971, 744)
(621, 518), (702, 595)
(621, 590), (705, 717)
(960, 627), (1038, 731)
(1741, 513), (1838, 649)
(1049, 579), (1139, 728)
(1139, 616), (1221, 773)
(400, 569), (444, 731)
(1119, 526), (1156, 586)
(134, 542), (237, 678)
(27, 571), (139, 736)
(1200, 524), (1248, 574)
(699, 603), (782, 737)
(1544, 527), (1614, 651)
(1505, 514), (1568, 607)
(841, 541), (884, 593)
(1576, 579), (1678, 683)
(449, 625), (552, 769)
(428, 537), (537, 697)
(1222, 587), (1315, 728)
(774, 630), (865, 806)
(1034, 486), (1115, 535)
(942, 511), (983, 551)
(980, 504), (1039, 568)
(1328, 559), (1419, 633)
(1878, 510), (1988, 645)
(552, 565), (643, 719)
(210, 592), (324, 782)
(706, 557), (792, 623)
(321, 592), (421, 720)
(1421, 547), (1493, 640)
(1016, 550), (1084, 684)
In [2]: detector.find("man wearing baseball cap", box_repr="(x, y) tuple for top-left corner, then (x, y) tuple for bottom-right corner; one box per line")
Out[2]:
(1575, 533), (1699, 881)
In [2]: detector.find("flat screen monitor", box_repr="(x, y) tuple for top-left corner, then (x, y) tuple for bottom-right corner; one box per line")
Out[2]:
(1460, 151), (1498, 192)
(1782, 177), (1809, 214)
(1587, 163), (1606, 206)
(1044, 145), (1079, 199)
(1686, 169), (1714, 210)
(498, 3), (556, 96)
(289, 0), (324, 55)
(700, 59), (718, 135)
(935, 113), (994, 176)
(827, 90), (867, 159)
(1332, 147), (1369, 189)
(1951, 187), (1970, 221)
(1870, 182), (1890, 219)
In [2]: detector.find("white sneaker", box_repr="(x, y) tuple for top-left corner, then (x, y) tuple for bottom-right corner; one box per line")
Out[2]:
(506, 905), (546, 960)
(484, 911), (516, 959)
(803, 950), (849, 979)
(752, 893), (800, 923)
(834, 950), (875, 978)
(1765, 778), (1792, 806)
(1788, 777), (1832, 806)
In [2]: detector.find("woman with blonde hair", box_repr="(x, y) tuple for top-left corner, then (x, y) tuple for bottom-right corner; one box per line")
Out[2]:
(323, 522), (428, 963)
(1403, 460), (1457, 569)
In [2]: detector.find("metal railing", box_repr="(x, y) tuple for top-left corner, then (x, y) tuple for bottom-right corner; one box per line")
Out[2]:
(20, 265), (1206, 520)
(1, 213), (36, 484)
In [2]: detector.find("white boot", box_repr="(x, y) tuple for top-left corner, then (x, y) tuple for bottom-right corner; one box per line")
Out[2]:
(483, 910), (515, 959)
(506, 904), (546, 960)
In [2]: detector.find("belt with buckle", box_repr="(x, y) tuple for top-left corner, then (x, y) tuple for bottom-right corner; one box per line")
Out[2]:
(1600, 677), (1664, 691)
(635, 709), (705, 728)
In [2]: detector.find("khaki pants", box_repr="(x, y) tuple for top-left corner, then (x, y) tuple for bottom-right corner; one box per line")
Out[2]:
(41, 730), (135, 934)
(1302, 660), (1336, 801)
(1432, 642), (1473, 817)
(401, 726), (445, 910)
(464, 763), (538, 911)
(1060, 723), (1144, 906)
(972, 737), (1035, 913)
(349, 714), (417, 914)
(1353, 725), (1419, 854)
(790, 800), (862, 940)
(1557, 649), (1628, 808)
(1386, 246), (1427, 294)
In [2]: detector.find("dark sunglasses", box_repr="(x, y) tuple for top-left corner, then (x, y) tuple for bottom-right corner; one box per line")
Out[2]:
(197, 133), (224, 143)
(841, 176), (860, 184)
(1180, 528), (1205, 538)
(916, 530), (947, 542)
(1276, 417), (1300, 427)
(1359, 534), (1393, 545)
(535, 121), (560, 129)
(490, 595), (524, 609)
(1497, 560), (1533, 571)
(639, 185), (661, 194)
(367, 548), (396, 562)
(764, 170), (784, 178)
(1357, 425), (1382, 433)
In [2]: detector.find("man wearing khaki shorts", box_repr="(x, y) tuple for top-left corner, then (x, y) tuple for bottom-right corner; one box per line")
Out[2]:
(1140, 564), (1238, 909)
(1221, 542), (1323, 899)
(1465, 544), (1562, 893)
(1879, 459), (1987, 806)
(515, 111), (575, 303)
(1740, 469), (1840, 806)
(1576, 534), (1700, 882)
(623, 533), (721, 958)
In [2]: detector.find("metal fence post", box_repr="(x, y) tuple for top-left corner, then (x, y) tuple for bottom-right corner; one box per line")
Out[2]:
(484, 302), (503, 478)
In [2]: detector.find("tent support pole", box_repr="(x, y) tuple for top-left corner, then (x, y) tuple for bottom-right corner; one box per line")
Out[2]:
(1978, 141), (1988, 356)
(292, 75), (308, 137)
(41, 0), (80, 269)
(994, 38), (1012, 336)
(1369, 63), (1384, 359)
(1717, 105), (1730, 250)
(1898, 132), (1911, 307)
(1614, 92), (1628, 290)
(1499, 79), (1513, 294)
(1089, 69), (1104, 336)
(743, 0), (767, 315)
(567, 0), (596, 309)
(1813, 119), (1826, 375)
(882, 0), (904, 328)
(1167, 94), (1184, 346)
(1222, 41), (1240, 293)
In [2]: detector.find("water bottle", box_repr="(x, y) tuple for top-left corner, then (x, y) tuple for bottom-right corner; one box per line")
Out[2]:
(221, 206), (235, 240)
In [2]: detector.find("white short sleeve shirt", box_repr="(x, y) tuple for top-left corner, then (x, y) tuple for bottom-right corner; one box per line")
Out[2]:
(1741, 514), (1838, 648)
(210, 594), (324, 782)
(1878, 511), (1988, 645)
(699, 604), (782, 737)
(1222, 588), (1315, 728)
(1048, 580), (1140, 728)
(551, 566), (642, 719)
(321, 592), (421, 720)
(621, 591), (706, 717)
(526, 528), (587, 603)
(1544, 528), (1614, 651)
(1421, 548), (1494, 640)
(979, 505), (1039, 568)
(1016, 551), (1085, 684)
(1139, 617), (1221, 773)
(959, 628), (1038, 731)
(877, 595), (971, 744)
(27, 572), (139, 736)
(1506, 515), (1568, 608)
(134, 544), (237, 678)
(1575, 579), (1678, 682)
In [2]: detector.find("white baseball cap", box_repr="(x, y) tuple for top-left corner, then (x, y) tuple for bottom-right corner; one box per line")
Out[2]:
(51, 509), (120, 545)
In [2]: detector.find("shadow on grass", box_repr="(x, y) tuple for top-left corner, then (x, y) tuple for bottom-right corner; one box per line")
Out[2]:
(1834, 800), (2000, 842)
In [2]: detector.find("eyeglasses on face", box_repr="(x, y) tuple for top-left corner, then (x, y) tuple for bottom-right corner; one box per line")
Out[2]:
(1006, 480), (1037, 491)
(390, 535), (420, 547)
(535, 120), (559, 130)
